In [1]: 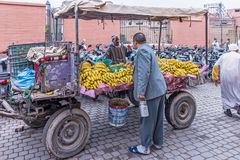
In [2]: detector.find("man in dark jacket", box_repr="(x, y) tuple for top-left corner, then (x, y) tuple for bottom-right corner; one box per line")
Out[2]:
(129, 32), (167, 155)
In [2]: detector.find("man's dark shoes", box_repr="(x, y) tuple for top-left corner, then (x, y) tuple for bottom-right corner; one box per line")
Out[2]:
(224, 109), (232, 117)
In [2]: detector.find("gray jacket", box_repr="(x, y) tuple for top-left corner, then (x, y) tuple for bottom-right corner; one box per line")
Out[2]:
(133, 43), (167, 101)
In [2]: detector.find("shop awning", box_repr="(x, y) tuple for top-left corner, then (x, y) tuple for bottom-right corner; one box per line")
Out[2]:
(54, 0), (207, 20)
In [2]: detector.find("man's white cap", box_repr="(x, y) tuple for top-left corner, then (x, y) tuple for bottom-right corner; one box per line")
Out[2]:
(229, 43), (239, 51)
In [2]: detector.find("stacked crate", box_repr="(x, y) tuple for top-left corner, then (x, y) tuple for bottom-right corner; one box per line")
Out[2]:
(0, 79), (9, 99)
(7, 42), (73, 92)
(8, 42), (45, 78)
(42, 57), (72, 92)
(41, 42), (73, 92)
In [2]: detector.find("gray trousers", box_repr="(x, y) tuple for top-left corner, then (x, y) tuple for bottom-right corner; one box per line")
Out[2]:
(140, 95), (165, 147)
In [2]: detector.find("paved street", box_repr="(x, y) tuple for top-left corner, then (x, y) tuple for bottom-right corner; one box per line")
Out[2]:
(0, 83), (240, 160)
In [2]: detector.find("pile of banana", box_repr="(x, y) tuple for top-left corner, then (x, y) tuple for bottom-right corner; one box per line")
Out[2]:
(180, 61), (200, 75)
(102, 67), (133, 87)
(80, 62), (133, 90)
(80, 62), (109, 90)
(157, 58), (200, 76)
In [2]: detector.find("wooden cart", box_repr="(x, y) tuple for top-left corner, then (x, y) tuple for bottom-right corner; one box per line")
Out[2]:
(0, 1), (207, 159)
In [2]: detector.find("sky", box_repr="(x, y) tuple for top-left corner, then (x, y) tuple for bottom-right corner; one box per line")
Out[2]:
(1, 0), (240, 9)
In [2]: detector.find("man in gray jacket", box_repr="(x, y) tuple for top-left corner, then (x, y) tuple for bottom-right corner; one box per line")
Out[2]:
(129, 32), (167, 155)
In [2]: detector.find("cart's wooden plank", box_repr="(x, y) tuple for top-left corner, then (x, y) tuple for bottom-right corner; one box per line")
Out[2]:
(31, 92), (75, 101)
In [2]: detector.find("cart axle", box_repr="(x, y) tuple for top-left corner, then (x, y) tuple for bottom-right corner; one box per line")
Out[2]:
(0, 99), (25, 120)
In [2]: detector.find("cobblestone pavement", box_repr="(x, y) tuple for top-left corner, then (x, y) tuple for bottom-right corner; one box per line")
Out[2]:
(0, 83), (240, 160)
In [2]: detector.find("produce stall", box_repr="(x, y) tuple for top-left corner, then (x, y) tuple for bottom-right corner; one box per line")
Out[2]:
(0, 0), (208, 159)
(79, 58), (201, 98)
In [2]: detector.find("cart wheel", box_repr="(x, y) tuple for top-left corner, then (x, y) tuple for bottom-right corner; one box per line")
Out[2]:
(127, 89), (139, 106)
(165, 91), (196, 129)
(23, 119), (47, 128)
(42, 107), (91, 159)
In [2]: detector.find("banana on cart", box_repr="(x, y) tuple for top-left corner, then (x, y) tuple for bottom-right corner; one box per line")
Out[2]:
(157, 57), (200, 76)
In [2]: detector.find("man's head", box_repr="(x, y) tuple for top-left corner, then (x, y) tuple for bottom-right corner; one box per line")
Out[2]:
(214, 38), (217, 41)
(112, 35), (120, 46)
(133, 32), (146, 49)
(194, 45), (198, 49)
(81, 39), (86, 44)
(229, 43), (239, 52)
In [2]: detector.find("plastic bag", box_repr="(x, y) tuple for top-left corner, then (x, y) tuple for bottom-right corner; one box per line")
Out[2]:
(80, 86), (96, 98)
(109, 66), (126, 73)
(14, 68), (35, 90)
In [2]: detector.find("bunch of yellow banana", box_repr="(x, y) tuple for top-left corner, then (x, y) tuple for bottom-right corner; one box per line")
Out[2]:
(80, 62), (133, 90)
(102, 67), (133, 87)
(80, 69), (102, 90)
(157, 57), (200, 76)
(174, 69), (187, 77)
(80, 62), (109, 90)
(81, 61), (92, 72)
(94, 62), (110, 74)
(180, 61), (200, 75)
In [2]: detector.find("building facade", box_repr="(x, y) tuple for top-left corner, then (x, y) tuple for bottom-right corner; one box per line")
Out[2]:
(120, 20), (170, 45)
(0, 1), (46, 52)
(1, 1), (238, 52)
(119, 18), (206, 48)
(119, 8), (240, 48)
(63, 19), (120, 47)
(170, 17), (206, 47)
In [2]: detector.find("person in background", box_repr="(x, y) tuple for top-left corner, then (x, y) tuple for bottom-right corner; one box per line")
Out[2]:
(95, 44), (102, 51)
(212, 44), (240, 117)
(79, 39), (87, 51)
(152, 44), (156, 50)
(107, 35), (127, 60)
(224, 38), (230, 52)
(212, 38), (220, 52)
(108, 35), (121, 49)
(193, 45), (198, 52)
(128, 32), (167, 155)
(126, 45), (133, 59)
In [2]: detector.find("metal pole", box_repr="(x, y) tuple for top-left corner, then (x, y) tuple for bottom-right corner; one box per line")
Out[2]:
(75, 6), (80, 95)
(205, 12), (209, 65)
(219, 3), (223, 46)
(158, 21), (163, 53)
(75, 12), (79, 52)
(235, 25), (238, 43)
(46, 0), (52, 42)
(55, 18), (58, 42)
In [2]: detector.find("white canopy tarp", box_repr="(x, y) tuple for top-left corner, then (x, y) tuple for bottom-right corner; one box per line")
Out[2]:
(54, 0), (207, 20)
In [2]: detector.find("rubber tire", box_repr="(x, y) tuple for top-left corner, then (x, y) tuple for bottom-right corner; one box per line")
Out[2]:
(127, 89), (139, 106)
(42, 107), (91, 159)
(165, 91), (196, 129)
(23, 119), (47, 128)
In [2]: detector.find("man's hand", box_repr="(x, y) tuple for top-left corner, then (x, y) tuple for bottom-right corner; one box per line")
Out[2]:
(138, 95), (145, 100)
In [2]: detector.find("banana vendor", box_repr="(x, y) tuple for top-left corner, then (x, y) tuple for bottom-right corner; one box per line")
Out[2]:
(107, 35), (127, 61)
(212, 43), (240, 117)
